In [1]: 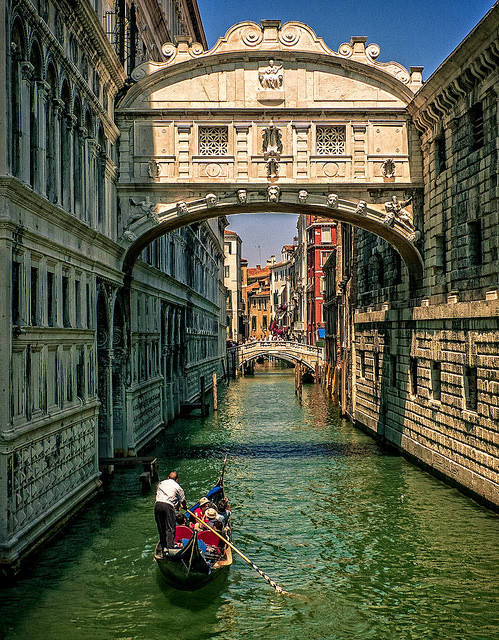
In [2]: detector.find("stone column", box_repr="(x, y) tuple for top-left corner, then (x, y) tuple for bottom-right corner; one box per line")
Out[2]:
(293, 123), (310, 179)
(19, 62), (34, 184)
(52, 98), (64, 205)
(63, 113), (76, 213)
(36, 81), (50, 196)
(85, 137), (96, 227)
(75, 125), (87, 220)
(89, 140), (101, 229)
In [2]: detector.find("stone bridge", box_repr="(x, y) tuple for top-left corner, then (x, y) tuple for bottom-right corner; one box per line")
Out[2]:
(237, 340), (324, 372)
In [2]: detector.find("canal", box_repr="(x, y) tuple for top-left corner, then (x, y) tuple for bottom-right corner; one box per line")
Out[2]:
(1, 365), (498, 640)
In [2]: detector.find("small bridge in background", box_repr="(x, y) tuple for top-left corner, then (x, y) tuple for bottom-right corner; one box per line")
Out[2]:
(237, 341), (324, 372)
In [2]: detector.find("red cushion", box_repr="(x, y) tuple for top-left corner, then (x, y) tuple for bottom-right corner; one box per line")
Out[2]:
(197, 530), (222, 547)
(174, 525), (193, 543)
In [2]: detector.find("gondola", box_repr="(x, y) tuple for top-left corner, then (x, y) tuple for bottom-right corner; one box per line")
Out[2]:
(154, 463), (232, 590)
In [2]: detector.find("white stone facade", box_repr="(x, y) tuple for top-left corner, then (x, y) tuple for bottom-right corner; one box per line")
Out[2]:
(224, 229), (243, 343)
(0, 0), (222, 574)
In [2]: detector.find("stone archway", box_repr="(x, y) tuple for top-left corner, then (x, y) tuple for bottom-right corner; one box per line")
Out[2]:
(119, 192), (423, 286)
(116, 19), (425, 288)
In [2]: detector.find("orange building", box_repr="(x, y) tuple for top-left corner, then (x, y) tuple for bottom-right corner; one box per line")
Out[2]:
(245, 264), (271, 339)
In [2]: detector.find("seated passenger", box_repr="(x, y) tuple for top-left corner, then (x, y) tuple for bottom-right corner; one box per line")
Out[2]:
(217, 497), (231, 524)
(175, 512), (187, 526)
(196, 507), (220, 531)
(193, 496), (210, 519)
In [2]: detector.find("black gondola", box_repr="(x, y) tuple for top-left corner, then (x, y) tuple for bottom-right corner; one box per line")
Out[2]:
(154, 464), (232, 590)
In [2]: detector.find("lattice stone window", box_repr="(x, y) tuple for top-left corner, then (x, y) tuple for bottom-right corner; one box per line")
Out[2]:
(316, 126), (346, 155)
(199, 126), (228, 155)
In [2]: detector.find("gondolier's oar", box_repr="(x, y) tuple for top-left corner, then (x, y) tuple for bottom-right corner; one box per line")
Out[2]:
(185, 508), (290, 595)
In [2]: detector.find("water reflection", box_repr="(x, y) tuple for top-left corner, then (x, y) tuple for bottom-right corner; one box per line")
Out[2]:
(1, 364), (498, 640)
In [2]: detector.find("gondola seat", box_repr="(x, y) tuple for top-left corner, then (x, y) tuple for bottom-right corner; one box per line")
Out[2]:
(197, 530), (222, 548)
(174, 525), (193, 544)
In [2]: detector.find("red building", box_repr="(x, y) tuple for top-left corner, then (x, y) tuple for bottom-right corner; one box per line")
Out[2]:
(306, 216), (337, 345)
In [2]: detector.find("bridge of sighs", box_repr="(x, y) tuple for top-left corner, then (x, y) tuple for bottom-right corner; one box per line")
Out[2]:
(116, 19), (425, 287)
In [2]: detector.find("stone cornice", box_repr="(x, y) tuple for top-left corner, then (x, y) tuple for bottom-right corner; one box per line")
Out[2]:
(0, 177), (124, 271)
(63, 0), (127, 89)
(183, 0), (207, 50)
(14, 0), (123, 139)
(408, 4), (499, 132)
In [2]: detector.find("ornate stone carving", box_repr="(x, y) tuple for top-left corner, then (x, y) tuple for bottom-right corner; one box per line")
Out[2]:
(237, 189), (247, 203)
(383, 195), (412, 226)
(267, 185), (281, 203)
(259, 60), (283, 90)
(322, 162), (340, 177)
(262, 125), (283, 155)
(123, 230), (137, 242)
(205, 193), (218, 207)
(298, 190), (308, 203)
(241, 25), (263, 47)
(148, 159), (161, 179)
(176, 201), (188, 215)
(279, 26), (301, 47)
(327, 193), (339, 208)
(128, 196), (158, 225)
(356, 200), (367, 215)
(382, 158), (396, 178)
(265, 155), (279, 177)
(262, 125), (283, 178)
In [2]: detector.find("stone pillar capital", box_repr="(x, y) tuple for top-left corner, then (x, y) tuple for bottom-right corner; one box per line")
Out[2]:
(20, 61), (34, 81)
(52, 97), (65, 115)
(37, 80), (51, 101)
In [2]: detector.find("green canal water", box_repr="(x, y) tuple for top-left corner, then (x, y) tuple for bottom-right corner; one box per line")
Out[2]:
(1, 365), (498, 640)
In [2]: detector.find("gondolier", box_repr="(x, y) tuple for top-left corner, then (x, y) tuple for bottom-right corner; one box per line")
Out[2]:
(155, 471), (187, 552)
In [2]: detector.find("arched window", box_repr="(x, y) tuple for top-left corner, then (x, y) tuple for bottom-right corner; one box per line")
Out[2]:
(45, 63), (57, 202)
(29, 40), (43, 189)
(60, 80), (72, 211)
(73, 96), (83, 217)
(10, 19), (25, 178)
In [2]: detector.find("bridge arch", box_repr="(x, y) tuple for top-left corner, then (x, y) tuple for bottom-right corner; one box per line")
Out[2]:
(116, 19), (425, 290)
(239, 353), (315, 372)
(119, 193), (423, 286)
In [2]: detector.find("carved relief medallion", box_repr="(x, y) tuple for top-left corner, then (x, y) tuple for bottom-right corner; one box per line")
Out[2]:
(322, 162), (339, 178)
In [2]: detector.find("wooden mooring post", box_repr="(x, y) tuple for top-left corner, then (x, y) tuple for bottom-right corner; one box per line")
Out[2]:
(295, 364), (303, 402)
(212, 372), (218, 411)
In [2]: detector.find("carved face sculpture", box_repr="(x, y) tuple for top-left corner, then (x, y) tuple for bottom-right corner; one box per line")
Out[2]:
(298, 190), (308, 204)
(267, 185), (280, 203)
(356, 200), (367, 215)
(237, 189), (247, 204)
(327, 193), (338, 208)
(205, 193), (217, 208)
(176, 201), (188, 215)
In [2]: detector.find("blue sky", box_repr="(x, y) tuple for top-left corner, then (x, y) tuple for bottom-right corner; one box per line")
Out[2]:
(197, 0), (495, 265)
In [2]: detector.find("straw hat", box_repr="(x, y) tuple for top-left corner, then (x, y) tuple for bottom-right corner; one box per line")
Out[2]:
(205, 508), (218, 519)
(199, 497), (209, 507)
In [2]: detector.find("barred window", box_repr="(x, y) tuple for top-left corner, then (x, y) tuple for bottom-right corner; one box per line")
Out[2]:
(316, 126), (346, 155)
(199, 126), (228, 155)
